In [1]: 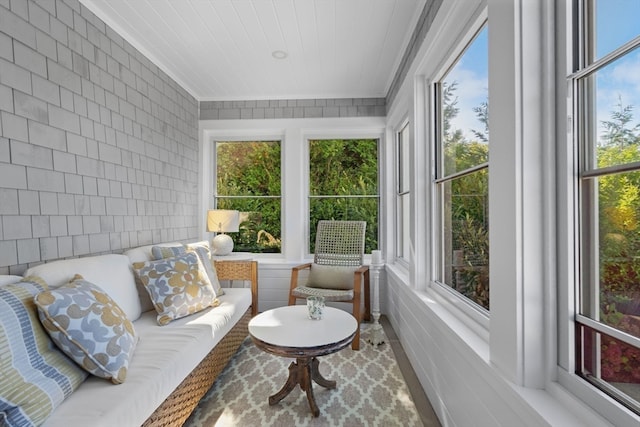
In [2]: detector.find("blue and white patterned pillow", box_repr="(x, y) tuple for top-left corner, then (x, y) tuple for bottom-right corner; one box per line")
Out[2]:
(132, 252), (219, 326)
(0, 277), (87, 426)
(35, 275), (138, 385)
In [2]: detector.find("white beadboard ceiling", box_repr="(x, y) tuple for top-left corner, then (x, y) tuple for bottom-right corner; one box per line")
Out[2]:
(79, 0), (426, 101)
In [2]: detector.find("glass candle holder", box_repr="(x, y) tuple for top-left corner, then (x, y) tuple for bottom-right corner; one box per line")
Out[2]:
(306, 296), (325, 320)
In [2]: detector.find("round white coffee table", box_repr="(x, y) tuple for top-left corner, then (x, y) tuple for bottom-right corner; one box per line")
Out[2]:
(248, 305), (357, 417)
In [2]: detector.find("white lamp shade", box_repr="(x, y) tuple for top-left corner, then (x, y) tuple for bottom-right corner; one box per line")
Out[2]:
(207, 210), (240, 233)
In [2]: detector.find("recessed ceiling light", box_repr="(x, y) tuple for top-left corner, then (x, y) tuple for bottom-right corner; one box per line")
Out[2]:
(272, 50), (288, 59)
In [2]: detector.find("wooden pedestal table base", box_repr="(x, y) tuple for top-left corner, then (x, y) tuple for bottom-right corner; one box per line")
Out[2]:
(248, 306), (358, 418)
(269, 356), (335, 417)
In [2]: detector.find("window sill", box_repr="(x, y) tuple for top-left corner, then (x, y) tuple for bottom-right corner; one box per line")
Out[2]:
(385, 264), (616, 426)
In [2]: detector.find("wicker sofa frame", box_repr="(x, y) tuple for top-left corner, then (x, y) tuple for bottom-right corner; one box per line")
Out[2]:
(142, 260), (258, 427)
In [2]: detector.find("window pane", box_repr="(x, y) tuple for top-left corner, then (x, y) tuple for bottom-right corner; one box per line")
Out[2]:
(398, 193), (410, 259)
(592, 0), (640, 61)
(441, 168), (489, 310)
(399, 124), (410, 193)
(217, 197), (281, 253)
(309, 139), (378, 196)
(309, 138), (379, 253)
(581, 172), (640, 323)
(578, 325), (640, 408)
(309, 197), (378, 254)
(577, 0), (640, 414)
(441, 27), (489, 177)
(397, 123), (411, 260)
(216, 141), (281, 196)
(584, 47), (640, 170)
(215, 141), (281, 254)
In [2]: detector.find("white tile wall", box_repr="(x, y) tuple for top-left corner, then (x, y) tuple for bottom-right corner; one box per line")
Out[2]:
(0, 189), (19, 214)
(0, 0), (199, 274)
(18, 190), (40, 214)
(0, 137), (9, 161)
(0, 241), (17, 266)
(11, 140), (53, 169)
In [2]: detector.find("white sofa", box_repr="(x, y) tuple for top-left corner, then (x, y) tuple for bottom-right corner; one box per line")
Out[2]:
(1, 241), (257, 427)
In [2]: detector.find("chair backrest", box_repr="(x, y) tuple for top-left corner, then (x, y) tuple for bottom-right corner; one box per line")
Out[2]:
(313, 220), (366, 267)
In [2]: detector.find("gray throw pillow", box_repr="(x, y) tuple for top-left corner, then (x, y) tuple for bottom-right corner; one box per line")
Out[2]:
(306, 264), (358, 290)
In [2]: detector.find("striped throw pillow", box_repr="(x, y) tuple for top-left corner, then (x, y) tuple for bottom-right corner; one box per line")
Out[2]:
(0, 277), (87, 426)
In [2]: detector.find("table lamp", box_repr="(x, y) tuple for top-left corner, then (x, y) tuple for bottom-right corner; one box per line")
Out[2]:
(207, 209), (240, 255)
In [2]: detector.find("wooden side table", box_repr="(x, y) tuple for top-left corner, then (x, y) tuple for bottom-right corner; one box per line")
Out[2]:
(213, 258), (258, 316)
(248, 305), (357, 417)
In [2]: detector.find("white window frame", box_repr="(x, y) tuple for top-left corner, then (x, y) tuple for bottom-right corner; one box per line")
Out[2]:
(199, 117), (386, 262)
(427, 19), (491, 329)
(305, 135), (382, 256)
(395, 119), (411, 265)
(556, 0), (640, 422)
(212, 138), (283, 254)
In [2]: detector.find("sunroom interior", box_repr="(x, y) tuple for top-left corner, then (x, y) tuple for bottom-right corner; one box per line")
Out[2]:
(1, 0), (640, 425)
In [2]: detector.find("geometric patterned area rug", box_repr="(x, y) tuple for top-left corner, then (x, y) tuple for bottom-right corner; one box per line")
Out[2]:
(184, 326), (423, 427)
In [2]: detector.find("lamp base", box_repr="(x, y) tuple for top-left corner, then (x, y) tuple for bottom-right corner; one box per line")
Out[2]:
(212, 233), (234, 256)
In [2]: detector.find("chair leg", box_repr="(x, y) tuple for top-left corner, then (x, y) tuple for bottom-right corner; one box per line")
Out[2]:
(289, 268), (300, 305)
(352, 321), (360, 350)
(352, 292), (361, 350)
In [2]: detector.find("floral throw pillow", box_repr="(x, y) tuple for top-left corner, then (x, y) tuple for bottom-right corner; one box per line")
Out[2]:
(34, 275), (138, 384)
(132, 252), (219, 326)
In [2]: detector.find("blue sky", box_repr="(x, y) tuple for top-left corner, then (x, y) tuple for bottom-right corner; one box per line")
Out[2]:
(444, 4), (640, 143)
(444, 26), (488, 141)
(595, 0), (640, 59)
(595, 0), (640, 142)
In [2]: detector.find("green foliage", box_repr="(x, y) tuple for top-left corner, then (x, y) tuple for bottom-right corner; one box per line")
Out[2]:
(589, 98), (640, 385)
(309, 139), (379, 253)
(309, 139), (378, 196)
(215, 138), (379, 254)
(453, 214), (490, 309)
(216, 142), (281, 253)
(441, 81), (490, 309)
(472, 101), (489, 143)
(601, 98), (640, 149)
(217, 141), (281, 196)
(596, 100), (640, 306)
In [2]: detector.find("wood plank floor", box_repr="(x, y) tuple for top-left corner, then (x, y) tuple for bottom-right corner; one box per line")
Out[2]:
(381, 316), (441, 427)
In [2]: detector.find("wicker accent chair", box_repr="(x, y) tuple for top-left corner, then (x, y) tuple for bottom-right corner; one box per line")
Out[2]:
(288, 220), (371, 350)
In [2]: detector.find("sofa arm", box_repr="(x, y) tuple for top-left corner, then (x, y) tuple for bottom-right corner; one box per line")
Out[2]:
(213, 260), (258, 316)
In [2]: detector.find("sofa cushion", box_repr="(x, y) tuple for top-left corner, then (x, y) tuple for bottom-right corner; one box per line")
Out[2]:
(0, 277), (87, 426)
(35, 275), (138, 385)
(24, 254), (142, 322)
(132, 253), (219, 326)
(40, 288), (252, 427)
(0, 275), (22, 286)
(306, 264), (359, 290)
